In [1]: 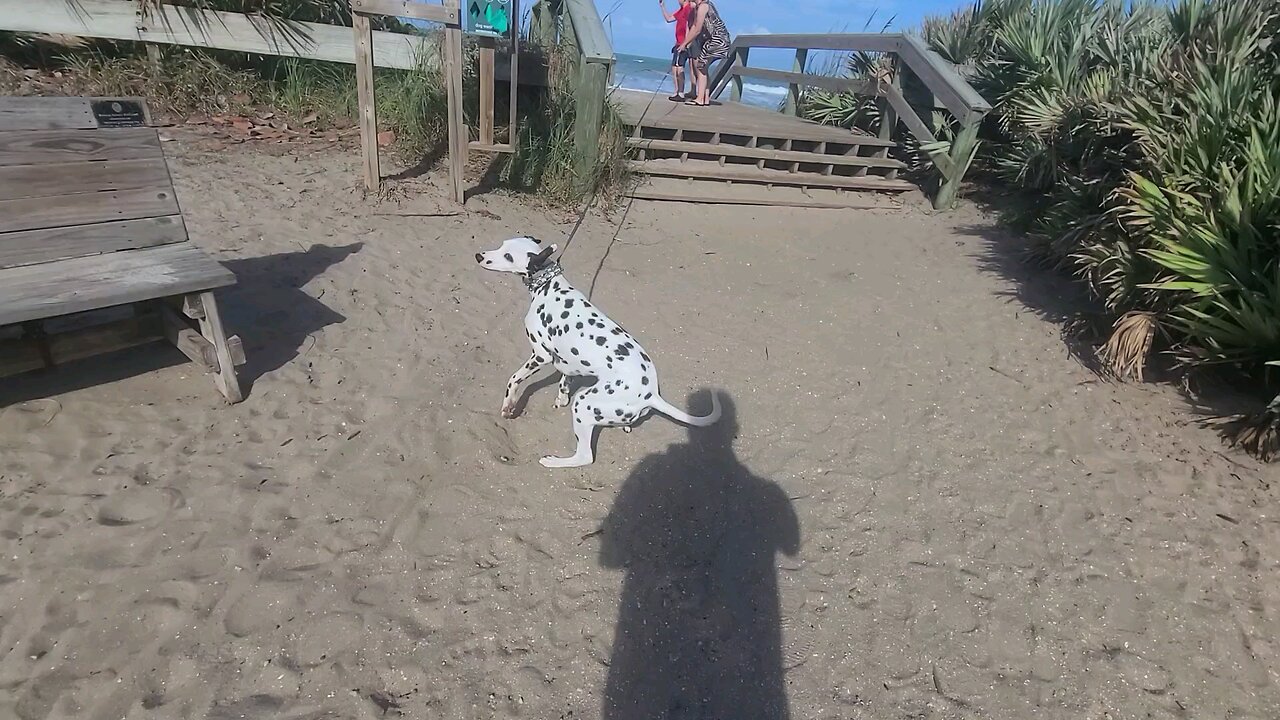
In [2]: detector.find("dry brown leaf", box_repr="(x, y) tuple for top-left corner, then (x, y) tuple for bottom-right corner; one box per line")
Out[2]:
(377, 130), (397, 147)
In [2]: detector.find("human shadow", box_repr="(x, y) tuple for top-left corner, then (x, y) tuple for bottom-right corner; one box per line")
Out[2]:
(218, 242), (362, 390)
(599, 390), (800, 720)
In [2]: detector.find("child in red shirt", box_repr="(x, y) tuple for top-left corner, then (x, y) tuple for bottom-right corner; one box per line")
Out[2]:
(659, 0), (695, 101)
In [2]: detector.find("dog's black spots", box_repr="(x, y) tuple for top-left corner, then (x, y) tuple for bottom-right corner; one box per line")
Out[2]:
(562, 325), (571, 335)
(570, 348), (579, 356)
(615, 345), (630, 358)
(606, 387), (614, 394)
(640, 364), (649, 373)
(610, 328), (622, 335)
(640, 352), (652, 363)
(615, 409), (624, 417)
(624, 342), (635, 350)
(641, 376), (649, 385)
(575, 322), (583, 329)
(644, 392), (653, 400)
(560, 311), (570, 319)
(595, 336), (607, 347)
(564, 299), (575, 309)
(504, 253), (513, 262)
(582, 360), (591, 367)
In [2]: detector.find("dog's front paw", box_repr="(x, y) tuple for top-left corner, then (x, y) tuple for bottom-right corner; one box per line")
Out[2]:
(500, 403), (519, 419)
(554, 393), (570, 409)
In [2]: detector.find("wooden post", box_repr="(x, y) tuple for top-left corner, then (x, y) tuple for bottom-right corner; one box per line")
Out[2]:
(879, 56), (901, 142)
(443, 1), (466, 203)
(509, 0), (520, 146)
(933, 117), (980, 210)
(352, 12), (379, 192)
(573, 59), (608, 194)
(146, 44), (162, 75)
(729, 47), (749, 102)
(479, 37), (496, 146)
(784, 48), (807, 115)
(531, 0), (557, 47)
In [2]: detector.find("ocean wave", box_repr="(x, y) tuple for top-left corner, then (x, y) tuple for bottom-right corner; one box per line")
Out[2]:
(743, 83), (788, 96)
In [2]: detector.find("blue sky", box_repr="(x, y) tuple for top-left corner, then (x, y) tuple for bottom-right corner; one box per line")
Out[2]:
(600, 0), (969, 58)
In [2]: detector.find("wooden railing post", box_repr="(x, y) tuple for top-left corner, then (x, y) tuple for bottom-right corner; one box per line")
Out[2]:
(530, 0), (558, 47)
(784, 48), (807, 115)
(933, 118), (980, 210)
(573, 59), (608, 193)
(729, 46), (749, 101)
(351, 12), (379, 192)
(878, 56), (900, 143)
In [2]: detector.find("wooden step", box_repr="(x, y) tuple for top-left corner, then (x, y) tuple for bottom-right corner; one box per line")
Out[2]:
(627, 138), (905, 170)
(628, 159), (916, 192)
(628, 187), (887, 210)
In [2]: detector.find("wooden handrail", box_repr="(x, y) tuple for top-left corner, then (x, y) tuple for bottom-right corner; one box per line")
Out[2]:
(709, 32), (990, 122)
(562, 0), (613, 63)
(727, 66), (876, 96)
(706, 31), (991, 210)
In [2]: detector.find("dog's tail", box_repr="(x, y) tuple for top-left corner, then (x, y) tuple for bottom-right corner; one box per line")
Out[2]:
(649, 392), (722, 427)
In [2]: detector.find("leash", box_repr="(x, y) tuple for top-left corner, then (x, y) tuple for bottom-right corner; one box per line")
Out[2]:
(560, 72), (670, 300)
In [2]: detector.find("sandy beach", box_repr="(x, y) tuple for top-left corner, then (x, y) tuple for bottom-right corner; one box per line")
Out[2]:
(1, 138), (1277, 719)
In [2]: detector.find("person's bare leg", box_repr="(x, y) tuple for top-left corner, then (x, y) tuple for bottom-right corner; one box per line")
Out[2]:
(672, 66), (684, 96)
(696, 60), (709, 104)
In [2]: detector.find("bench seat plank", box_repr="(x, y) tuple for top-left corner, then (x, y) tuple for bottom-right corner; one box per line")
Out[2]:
(0, 242), (236, 326)
(0, 186), (180, 234)
(0, 128), (162, 166)
(0, 158), (172, 201)
(0, 215), (188, 270)
(0, 97), (98, 131)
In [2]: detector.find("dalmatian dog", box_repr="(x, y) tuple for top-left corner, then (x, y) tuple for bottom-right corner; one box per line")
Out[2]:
(476, 236), (721, 468)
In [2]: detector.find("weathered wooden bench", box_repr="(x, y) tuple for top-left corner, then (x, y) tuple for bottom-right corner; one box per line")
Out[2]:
(0, 96), (245, 402)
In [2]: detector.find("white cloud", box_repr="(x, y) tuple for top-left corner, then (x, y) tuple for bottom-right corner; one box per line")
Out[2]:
(742, 24), (772, 35)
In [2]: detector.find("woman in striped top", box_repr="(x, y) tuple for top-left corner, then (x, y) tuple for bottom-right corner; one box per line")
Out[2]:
(678, 0), (731, 107)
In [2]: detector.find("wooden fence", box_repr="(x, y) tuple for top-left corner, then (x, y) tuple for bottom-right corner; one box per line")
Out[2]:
(708, 33), (992, 209)
(529, 0), (614, 193)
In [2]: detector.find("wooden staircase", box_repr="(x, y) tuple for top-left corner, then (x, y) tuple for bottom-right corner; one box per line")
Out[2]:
(614, 91), (914, 208)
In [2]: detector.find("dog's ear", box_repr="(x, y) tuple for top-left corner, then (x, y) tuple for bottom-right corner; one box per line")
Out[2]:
(529, 236), (543, 245)
(528, 245), (555, 271)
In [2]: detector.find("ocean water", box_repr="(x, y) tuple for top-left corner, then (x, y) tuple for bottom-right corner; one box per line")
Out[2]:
(610, 52), (789, 109)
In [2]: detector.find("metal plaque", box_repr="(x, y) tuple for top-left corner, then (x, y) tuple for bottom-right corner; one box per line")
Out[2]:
(91, 99), (147, 127)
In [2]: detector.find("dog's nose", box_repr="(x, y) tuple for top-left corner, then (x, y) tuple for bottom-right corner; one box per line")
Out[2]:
(475, 253), (484, 263)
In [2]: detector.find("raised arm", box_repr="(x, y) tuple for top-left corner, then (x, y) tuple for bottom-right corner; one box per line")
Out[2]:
(658, 0), (676, 23)
(681, 4), (709, 49)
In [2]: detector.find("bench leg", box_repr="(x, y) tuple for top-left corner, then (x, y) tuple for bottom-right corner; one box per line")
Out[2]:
(195, 291), (243, 403)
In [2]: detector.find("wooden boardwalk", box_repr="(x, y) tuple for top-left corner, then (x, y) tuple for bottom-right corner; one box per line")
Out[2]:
(614, 89), (886, 146)
(613, 89), (913, 207)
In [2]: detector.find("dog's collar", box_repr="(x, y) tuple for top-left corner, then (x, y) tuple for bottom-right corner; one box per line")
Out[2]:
(523, 261), (563, 293)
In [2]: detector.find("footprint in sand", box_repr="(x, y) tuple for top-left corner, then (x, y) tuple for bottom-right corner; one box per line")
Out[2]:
(290, 613), (365, 668)
(224, 585), (299, 638)
(779, 615), (818, 670)
(0, 400), (61, 435)
(96, 487), (184, 526)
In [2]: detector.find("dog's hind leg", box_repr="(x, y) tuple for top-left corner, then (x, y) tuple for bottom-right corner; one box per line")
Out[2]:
(540, 410), (597, 468)
(502, 351), (550, 419)
(554, 375), (572, 408)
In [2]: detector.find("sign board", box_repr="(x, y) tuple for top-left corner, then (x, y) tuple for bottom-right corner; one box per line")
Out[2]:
(465, 0), (511, 37)
(91, 99), (147, 127)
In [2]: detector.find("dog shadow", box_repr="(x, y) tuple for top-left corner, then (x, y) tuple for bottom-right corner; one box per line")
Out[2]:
(599, 390), (800, 720)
